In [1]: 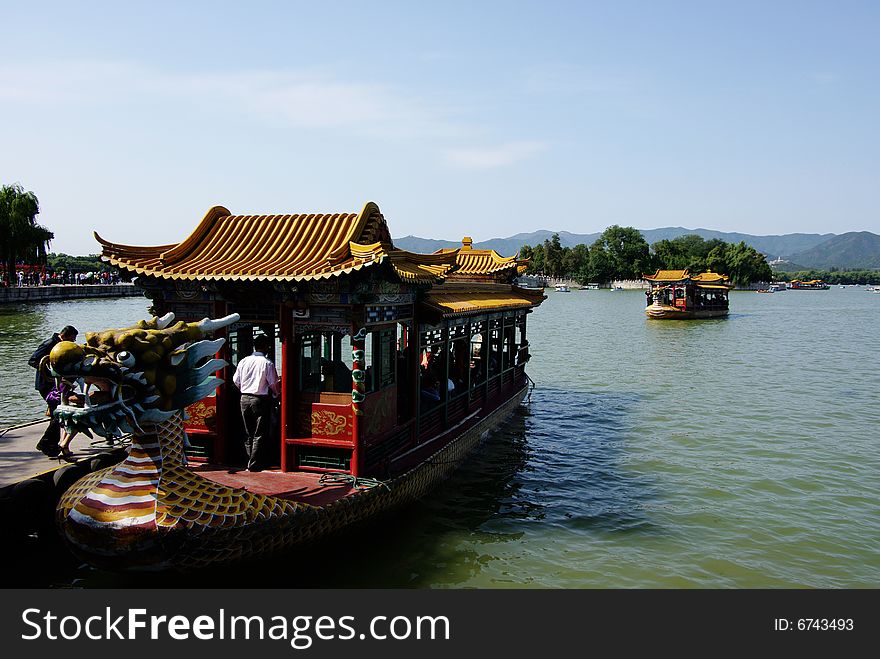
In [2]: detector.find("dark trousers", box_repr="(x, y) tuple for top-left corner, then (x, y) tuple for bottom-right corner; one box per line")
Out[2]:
(37, 399), (61, 454)
(240, 394), (271, 470)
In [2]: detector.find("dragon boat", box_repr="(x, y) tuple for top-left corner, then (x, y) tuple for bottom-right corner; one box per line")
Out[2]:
(642, 269), (732, 320)
(51, 202), (545, 570)
(788, 279), (829, 290)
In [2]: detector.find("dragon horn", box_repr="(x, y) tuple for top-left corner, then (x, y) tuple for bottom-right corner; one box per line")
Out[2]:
(196, 313), (241, 334)
(156, 312), (175, 330)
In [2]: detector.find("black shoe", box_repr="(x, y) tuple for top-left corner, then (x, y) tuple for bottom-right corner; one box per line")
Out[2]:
(36, 441), (61, 458)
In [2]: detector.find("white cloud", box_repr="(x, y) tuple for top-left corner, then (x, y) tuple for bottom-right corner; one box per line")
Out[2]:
(443, 141), (548, 170)
(0, 60), (461, 140)
(0, 60), (547, 163)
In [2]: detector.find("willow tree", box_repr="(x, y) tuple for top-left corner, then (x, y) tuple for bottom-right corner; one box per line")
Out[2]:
(0, 184), (54, 284)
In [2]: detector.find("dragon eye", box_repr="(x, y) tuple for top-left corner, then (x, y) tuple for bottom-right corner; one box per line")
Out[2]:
(117, 351), (135, 368)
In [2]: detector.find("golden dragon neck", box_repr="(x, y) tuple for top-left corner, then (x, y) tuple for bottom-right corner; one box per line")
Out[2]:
(128, 410), (188, 468)
(65, 411), (189, 532)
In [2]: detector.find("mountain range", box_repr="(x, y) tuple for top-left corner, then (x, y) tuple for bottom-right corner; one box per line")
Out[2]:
(394, 228), (880, 271)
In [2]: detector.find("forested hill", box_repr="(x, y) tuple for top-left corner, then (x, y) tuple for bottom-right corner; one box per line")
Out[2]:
(394, 228), (880, 270)
(394, 228), (837, 260)
(787, 232), (880, 270)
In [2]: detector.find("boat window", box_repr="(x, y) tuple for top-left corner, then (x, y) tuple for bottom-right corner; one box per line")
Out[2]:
(489, 327), (502, 378)
(516, 315), (528, 365)
(419, 324), (447, 410)
(299, 334), (321, 392)
(298, 331), (352, 393)
(448, 337), (469, 399)
(370, 328), (396, 391)
(419, 346), (446, 411)
(502, 314), (517, 371)
(469, 320), (486, 389)
(397, 323), (412, 420)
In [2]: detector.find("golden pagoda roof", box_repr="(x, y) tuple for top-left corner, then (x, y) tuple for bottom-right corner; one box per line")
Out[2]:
(421, 282), (546, 318)
(95, 202), (458, 284)
(435, 237), (529, 279)
(643, 269), (690, 282)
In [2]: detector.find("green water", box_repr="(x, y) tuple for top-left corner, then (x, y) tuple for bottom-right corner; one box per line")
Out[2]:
(1, 289), (878, 587)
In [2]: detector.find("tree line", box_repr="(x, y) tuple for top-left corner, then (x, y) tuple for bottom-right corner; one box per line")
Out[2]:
(46, 253), (108, 273)
(774, 270), (880, 285)
(0, 184), (54, 286)
(520, 226), (774, 286)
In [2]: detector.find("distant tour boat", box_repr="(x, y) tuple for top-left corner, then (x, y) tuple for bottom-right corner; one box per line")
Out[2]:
(642, 270), (731, 319)
(789, 279), (829, 290)
(554, 284), (571, 292)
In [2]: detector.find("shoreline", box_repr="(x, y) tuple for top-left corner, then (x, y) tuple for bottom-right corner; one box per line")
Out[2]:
(0, 283), (144, 304)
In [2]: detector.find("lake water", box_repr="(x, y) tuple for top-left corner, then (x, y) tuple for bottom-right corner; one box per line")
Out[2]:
(1, 288), (878, 587)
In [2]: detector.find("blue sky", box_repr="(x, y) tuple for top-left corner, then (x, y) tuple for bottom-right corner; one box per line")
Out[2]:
(1, 1), (878, 254)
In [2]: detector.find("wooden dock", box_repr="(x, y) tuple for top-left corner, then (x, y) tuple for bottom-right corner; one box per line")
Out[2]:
(0, 420), (124, 488)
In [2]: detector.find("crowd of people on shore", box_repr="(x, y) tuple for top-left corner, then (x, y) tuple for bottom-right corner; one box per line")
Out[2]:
(5, 269), (122, 287)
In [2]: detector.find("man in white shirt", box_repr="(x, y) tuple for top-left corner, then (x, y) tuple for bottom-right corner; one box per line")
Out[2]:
(232, 334), (280, 471)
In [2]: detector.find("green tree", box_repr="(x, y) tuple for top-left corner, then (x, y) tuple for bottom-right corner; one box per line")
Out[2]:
(586, 242), (613, 283)
(543, 233), (564, 278)
(524, 243), (545, 274)
(651, 238), (689, 270)
(724, 241), (773, 286)
(0, 184), (54, 284)
(564, 243), (590, 282)
(593, 225), (651, 280)
(47, 253), (107, 273)
(651, 235), (726, 273)
(705, 244), (728, 274)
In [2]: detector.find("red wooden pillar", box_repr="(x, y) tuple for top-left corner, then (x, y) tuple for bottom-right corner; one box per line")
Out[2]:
(280, 309), (292, 472)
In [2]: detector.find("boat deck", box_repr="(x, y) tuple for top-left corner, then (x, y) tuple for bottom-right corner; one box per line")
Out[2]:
(192, 464), (356, 506)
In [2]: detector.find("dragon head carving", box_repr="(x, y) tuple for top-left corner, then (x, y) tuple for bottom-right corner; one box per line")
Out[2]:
(46, 312), (240, 438)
